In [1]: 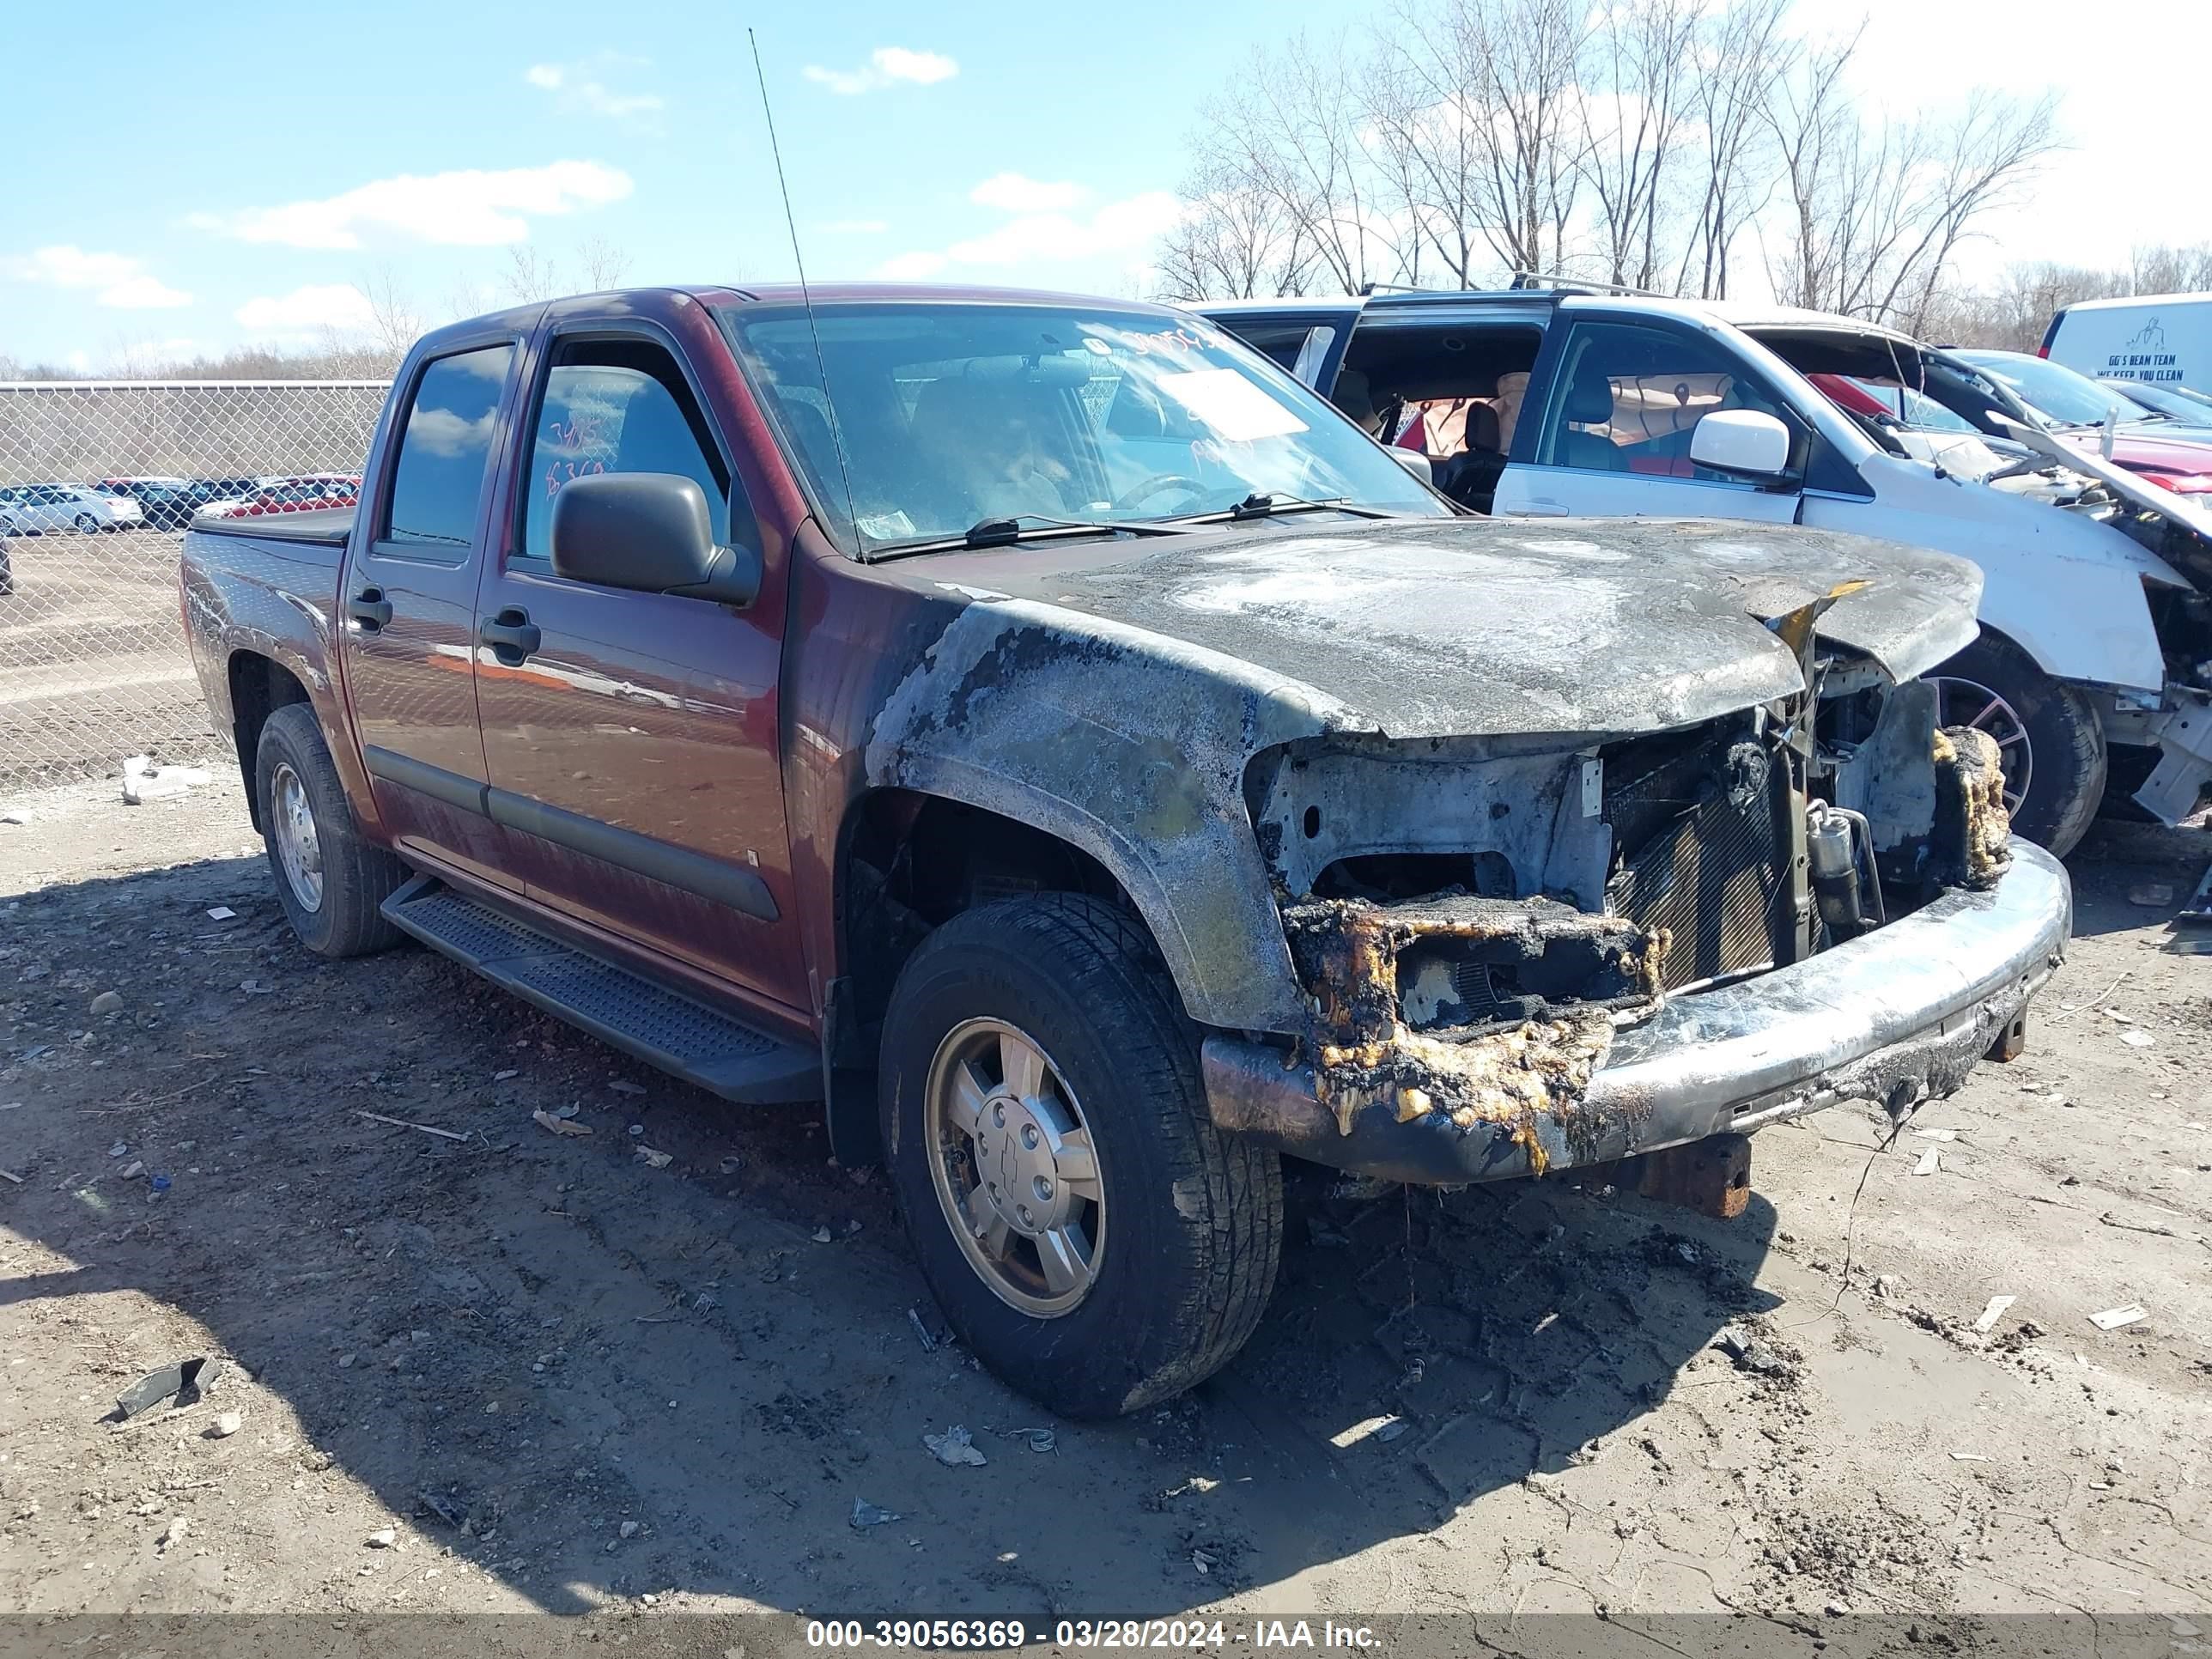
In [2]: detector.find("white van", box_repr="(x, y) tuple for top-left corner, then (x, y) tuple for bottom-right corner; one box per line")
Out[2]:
(2042, 293), (2212, 392)
(1197, 288), (2212, 856)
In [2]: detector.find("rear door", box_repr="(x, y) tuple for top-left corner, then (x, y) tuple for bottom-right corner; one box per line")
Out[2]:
(338, 336), (523, 890)
(1498, 315), (1805, 524)
(471, 318), (807, 1014)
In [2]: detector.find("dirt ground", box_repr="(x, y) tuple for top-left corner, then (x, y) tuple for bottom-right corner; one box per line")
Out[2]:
(1, 768), (2208, 1634)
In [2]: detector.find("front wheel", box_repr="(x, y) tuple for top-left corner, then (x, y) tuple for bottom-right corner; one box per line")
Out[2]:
(73, 513), (100, 534)
(253, 703), (408, 957)
(1927, 635), (2106, 858)
(880, 895), (1283, 1419)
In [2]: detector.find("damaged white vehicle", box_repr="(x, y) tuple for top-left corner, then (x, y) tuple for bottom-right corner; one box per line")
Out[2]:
(1200, 286), (2212, 854)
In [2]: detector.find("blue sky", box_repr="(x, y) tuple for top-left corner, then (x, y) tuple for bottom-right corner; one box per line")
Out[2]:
(4, 0), (2204, 368)
(2, 0), (1328, 367)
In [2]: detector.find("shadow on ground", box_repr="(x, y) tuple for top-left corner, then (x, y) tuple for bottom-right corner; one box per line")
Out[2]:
(2, 853), (1782, 1616)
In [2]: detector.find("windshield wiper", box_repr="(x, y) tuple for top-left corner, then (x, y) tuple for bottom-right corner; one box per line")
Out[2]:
(867, 514), (1191, 561)
(1169, 493), (1401, 526)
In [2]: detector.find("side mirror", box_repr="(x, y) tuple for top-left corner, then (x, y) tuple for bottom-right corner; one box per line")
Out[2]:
(1389, 447), (1436, 486)
(550, 472), (761, 607)
(1688, 409), (1795, 483)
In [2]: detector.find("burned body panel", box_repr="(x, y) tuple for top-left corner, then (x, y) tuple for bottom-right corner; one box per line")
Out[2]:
(899, 516), (1982, 742)
(855, 515), (1985, 1035)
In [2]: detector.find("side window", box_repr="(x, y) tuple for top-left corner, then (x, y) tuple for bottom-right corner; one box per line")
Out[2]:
(519, 338), (732, 565)
(382, 344), (514, 551)
(1536, 322), (1794, 481)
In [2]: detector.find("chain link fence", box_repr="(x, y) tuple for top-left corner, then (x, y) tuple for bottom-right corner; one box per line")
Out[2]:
(0, 380), (389, 787)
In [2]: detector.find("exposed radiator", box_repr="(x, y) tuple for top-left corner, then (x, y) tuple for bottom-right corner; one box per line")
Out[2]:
(1603, 729), (1786, 990)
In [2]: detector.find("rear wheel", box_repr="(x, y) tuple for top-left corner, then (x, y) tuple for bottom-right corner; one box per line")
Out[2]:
(73, 513), (99, 534)
(253, 703), (407, 957)
(1928, 635), (2106, 857)
(880, 894), (1283, 1419)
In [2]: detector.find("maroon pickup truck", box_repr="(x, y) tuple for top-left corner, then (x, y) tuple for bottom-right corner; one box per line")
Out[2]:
(180, 284), (2069, 1417)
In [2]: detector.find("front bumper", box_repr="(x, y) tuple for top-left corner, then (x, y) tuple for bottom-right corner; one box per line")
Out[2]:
(1203, 838), (2071, 1186)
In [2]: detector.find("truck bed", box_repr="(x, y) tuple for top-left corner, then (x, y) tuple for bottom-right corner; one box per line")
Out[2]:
(187, 506), (355, 548)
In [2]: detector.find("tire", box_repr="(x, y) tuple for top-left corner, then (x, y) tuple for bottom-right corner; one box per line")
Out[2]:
(879, 894), (1283, 1419)
(253, 703), (408, 957)
(73, 513), (99, 534)
(1927, 635), (2106, 858)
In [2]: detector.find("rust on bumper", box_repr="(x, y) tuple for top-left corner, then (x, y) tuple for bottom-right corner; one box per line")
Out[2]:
(1209, 840), (2070, 1188)
(1280, 891), (1670, 1170)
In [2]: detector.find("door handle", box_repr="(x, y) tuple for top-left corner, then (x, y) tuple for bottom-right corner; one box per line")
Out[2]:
(1504, 500), (1571, 518)
(478, 605), (541, 665)
(347, 586), (392, 630)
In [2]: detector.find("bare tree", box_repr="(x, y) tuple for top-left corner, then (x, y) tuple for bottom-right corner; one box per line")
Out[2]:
(574, 234), (633, 291)
(1188, 33), (1412, 294)
(1763, 31), (2059, 329)
(1674, 0), (1793, 298)
(1580, 0), (1705, 290)
(1153, 163), (1318, 300)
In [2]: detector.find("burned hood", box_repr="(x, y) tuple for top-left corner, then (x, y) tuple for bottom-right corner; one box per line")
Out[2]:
(901, 515), (1982, 740)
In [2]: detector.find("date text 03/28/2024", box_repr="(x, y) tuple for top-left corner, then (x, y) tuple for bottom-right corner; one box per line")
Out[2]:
(805, 1620), (1379, 1650)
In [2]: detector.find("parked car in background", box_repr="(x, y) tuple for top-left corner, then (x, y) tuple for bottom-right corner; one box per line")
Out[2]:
(0, 482), (144, 535)
(1945, 348), (2212, 500)
(198, 477), (361, 520)
(2107, 378), (2212, 425)
(1197, 286), (2212, 854)
(2042, 291), (2212, 391)
(101, 476), (205, 530)
(176, 283), (2066, 1418)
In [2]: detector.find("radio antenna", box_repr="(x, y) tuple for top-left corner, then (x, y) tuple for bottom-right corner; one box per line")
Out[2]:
(748, 28), (863, 556)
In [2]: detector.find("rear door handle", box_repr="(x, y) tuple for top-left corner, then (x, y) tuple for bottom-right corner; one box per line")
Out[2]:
(1504, 500), (1570, 518)
(347, 586), (392, 630)
(478, 605), (541, 665)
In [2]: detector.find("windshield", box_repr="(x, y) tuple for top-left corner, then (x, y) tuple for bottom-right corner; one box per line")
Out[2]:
(719, 301), (1446, 553)
(1844, 378), (1980, 434)
(1955, 351), (2134, 428)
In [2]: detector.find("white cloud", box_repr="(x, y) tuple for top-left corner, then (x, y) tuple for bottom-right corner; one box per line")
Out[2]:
(525, 57), (663, 121)
(815, 218), (890, 234)
(969, 173), (1087, 213)
(803, 46), (957, 95)
(878, 191), (1185, 281)
(235, 283), (376, 333)
(2, 245), (192, 308)
(191, 161), (633, 250)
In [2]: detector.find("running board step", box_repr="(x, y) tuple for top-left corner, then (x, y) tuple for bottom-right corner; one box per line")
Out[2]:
(381, 876), (821, 1104)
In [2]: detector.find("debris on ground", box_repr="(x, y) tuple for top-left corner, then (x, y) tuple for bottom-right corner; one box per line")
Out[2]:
(620, 1519), (641, 1539)
(922, 1425), (988, 1467)
(2089, 1304), (2148, 1331)
(633, 1146), (672, 1170)
(121, 757), (211, 805)
(812, 1225), (833, 1243)
(1972, 1295), (2018, 1334)
(204, 906), (235, 921)
(1914, 1147), (1942, 1176)
(999, 1426), (1057, 1454)
(88, 990), (123, 1017)
(907, 1309), (938, 1352)
(356, 1110), (471, 1142)
(1713, 1325), (1796, 1378)
(2128, 882), (2174, 907)
(119, 1161), (145, 1181)
(1913, 1127), (1958, 1141)
(2119, 1029), (2155, 1048)
(210, 1411), (242, 1438)
(365, 1528), (396, 1549)
(849, 1499), (900, 1529)
(532, 1110), (591, 1138)
(158, 1517), (188, 1552)
(114, 1356), (222, 1420)
(416, 1492), (465, 1528)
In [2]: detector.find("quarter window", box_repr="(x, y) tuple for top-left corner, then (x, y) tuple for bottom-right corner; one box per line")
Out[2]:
(383, 344), (514, 550)
(519, 339), (732, 565)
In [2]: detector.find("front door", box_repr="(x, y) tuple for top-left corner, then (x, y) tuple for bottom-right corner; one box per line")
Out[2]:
(1497, 319), (1805, 525)
(471, 325), (806, 1014)
(338, 338), (521, 891)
